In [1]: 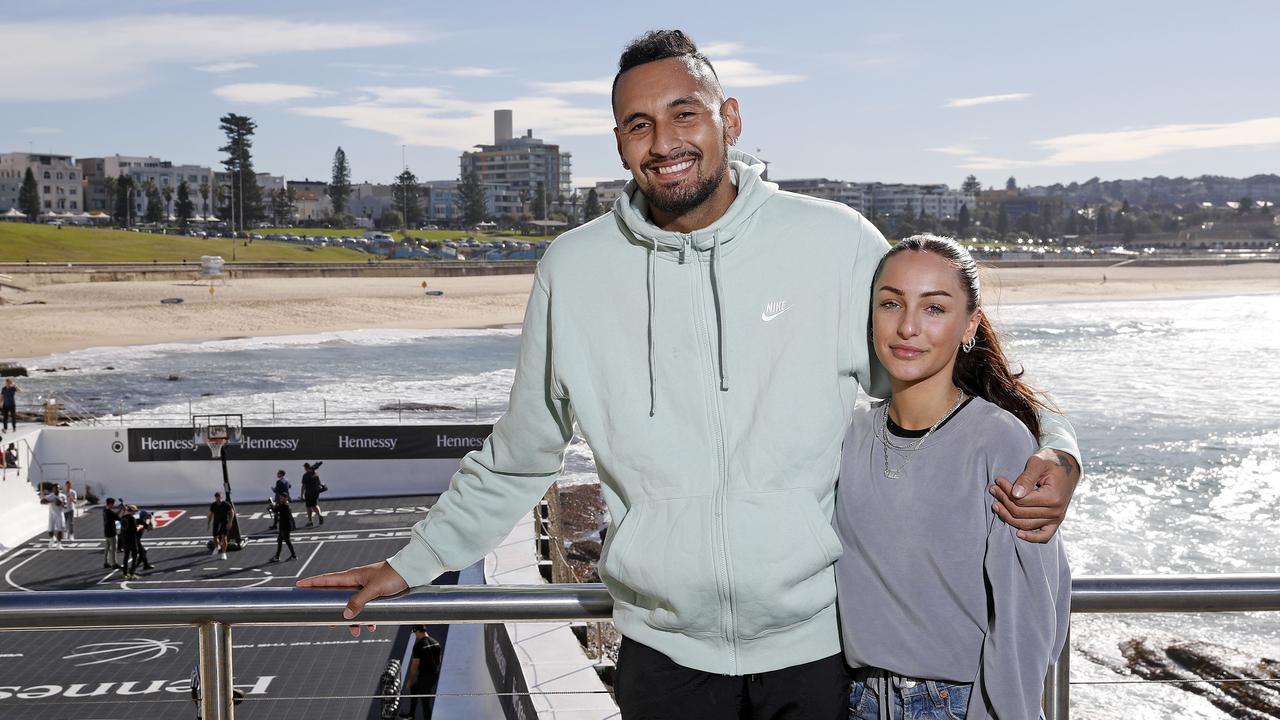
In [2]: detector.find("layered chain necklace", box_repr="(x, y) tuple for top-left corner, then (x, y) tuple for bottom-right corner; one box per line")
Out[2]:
(877, 390), (966, 480)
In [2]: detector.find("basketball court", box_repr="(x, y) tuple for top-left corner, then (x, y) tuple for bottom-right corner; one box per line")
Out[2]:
(0, 493), (454, 720)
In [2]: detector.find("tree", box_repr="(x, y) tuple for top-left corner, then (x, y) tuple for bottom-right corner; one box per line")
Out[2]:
(270, 187), (296, 226)
(176, 180), (195, 228)
(1005, 176), (1018, 191)
(18, 168), (40, 220)
(330, 147), (352, 218)
(218, 113), (264, 228)
(102, 176), (118, 217)
(1097, 206), (1111, 235)
(457, 170), (487, 226)
(198, 180), (210, 217)
(1120, 199), (1131, 215)
(113, 175), (134, 226)
(1065, 207), (1079, 235)
(996, 203), (1009, 237)
(960, 175), (982, 195)
(532, 181), (547, 221)
(1237, 196), (1254, 214)
(144, 180), (164, 224)
(392, 169), (422, 229)
(582, 188), (601, 222)
(957, 203), (970, 235)
(161, 185), (174, 223)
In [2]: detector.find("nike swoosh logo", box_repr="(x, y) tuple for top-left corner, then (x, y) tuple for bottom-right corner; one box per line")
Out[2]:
(761, 305), (792, 322)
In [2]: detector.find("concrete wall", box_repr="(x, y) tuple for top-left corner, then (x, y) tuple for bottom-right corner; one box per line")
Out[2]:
(0, 428), (51, 552)
(30, 426), (464, 506)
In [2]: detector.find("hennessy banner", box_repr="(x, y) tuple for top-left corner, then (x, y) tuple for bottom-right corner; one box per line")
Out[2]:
(127, 425), (492, 462)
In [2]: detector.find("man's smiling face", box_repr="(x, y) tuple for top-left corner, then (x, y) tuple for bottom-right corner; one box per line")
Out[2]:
(613, 57), (739, 219)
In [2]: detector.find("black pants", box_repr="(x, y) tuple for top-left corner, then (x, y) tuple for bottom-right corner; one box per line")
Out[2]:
(1, 406), (14, 430)
(121, 540), (139, 575)
(614, 636), (849, 720)
(275, 531), (295, 558)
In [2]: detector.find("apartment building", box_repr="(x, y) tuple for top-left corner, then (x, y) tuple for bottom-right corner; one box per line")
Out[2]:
(0, 152), (83, 214)
(460, 110), (573, 202)
(78, 155), (215, 217)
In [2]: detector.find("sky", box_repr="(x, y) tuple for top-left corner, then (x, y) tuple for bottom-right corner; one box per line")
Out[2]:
(4, 0), (1278, 191)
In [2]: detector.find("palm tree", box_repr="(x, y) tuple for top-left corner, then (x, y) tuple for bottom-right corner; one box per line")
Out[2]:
(102, 176), (117, 218)
(198, 181), (210, 218)
(161, 185), (174, 226)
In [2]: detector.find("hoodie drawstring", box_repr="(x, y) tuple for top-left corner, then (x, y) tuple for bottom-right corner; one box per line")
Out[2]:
(647, 236), (658, 417)
(710, 232), (728, 391)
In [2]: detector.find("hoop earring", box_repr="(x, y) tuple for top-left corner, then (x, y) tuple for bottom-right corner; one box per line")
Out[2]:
(962, 336), (976, 353)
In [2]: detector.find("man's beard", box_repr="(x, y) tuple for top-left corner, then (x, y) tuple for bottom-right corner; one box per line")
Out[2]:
(641, 149), (728, 217)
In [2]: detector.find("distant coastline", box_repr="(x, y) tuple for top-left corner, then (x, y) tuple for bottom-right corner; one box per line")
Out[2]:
(2, 260), (1278, 359)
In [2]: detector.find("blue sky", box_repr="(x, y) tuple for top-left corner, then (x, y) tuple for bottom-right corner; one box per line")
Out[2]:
(5, 1), (1277, 191)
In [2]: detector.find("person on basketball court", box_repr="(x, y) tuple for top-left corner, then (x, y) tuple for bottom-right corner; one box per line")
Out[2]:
(269, 492), (297, 562)
(208, 492), (234, 561)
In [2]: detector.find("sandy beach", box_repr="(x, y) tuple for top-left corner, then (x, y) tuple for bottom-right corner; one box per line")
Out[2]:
(2, 261), (1277, 358)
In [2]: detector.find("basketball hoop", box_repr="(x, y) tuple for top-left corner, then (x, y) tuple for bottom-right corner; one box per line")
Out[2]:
(192, 415), (242, 460)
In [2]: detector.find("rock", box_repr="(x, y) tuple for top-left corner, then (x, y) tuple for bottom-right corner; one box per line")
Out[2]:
(166, 374), (181, 381)
(377, 402), (461, 412)
(0, 364), (29, 377)
(1121, 638), (1280, 719)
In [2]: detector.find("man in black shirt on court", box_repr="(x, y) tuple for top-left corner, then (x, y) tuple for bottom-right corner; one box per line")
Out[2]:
(208, 492), (234, 561)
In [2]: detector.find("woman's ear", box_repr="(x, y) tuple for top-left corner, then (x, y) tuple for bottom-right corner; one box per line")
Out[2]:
(966, 309), (983, 345)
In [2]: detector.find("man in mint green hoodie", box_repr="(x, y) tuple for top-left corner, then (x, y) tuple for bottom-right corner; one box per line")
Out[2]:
(301, 29), (1081, 718)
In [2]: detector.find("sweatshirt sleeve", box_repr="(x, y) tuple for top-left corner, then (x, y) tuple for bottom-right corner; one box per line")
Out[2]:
(972, 433), (1068, 719)
(851, 214), (891, 399)
(1035, 405), (1082, 472)
(388, 271), (576, 586)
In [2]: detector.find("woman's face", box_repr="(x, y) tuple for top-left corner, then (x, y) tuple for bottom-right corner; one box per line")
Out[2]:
(871, 250), (981, 390)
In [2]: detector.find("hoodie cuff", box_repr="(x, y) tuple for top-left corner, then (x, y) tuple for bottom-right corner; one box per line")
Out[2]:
(387, 542), (448, 588)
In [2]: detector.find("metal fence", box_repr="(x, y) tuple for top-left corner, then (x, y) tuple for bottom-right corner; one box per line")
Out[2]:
(0, 575), (1276, 719)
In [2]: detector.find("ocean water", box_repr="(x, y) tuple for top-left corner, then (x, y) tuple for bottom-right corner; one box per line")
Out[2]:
(18, 294), (1280, 718)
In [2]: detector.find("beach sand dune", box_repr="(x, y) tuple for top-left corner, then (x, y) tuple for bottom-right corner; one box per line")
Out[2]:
(2, 262), (1276, 358)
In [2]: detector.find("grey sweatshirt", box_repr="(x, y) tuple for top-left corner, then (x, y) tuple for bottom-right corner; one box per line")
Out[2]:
(835, 397), (1071, 719)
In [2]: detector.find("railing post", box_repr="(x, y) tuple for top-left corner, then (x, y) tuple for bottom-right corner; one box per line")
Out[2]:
(1043, 626), (1070, 720)
(199, 620), (234, 720)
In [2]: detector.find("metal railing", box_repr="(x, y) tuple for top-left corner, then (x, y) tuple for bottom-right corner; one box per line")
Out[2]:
(0, 575), (1276, 720)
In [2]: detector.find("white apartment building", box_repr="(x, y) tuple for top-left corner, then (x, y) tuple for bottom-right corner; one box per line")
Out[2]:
(777, 178), (974, 219)
(774, 178), (872, 214)
(78, 155), (215, 217)
(0, 152), (83, 214)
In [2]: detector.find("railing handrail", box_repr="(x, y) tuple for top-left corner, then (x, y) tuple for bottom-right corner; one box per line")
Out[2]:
(1, 574), (1277, 719)
(0, 574), (1277, 631)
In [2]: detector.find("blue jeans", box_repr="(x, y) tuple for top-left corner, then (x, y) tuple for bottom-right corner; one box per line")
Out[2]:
(848, 673), (972, 720)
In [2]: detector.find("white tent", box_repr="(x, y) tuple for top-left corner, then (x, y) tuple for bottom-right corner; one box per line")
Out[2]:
(1, 208), (26, 219)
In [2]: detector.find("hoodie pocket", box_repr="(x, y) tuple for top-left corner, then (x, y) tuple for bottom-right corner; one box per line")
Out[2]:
(726, 489), (844, 639)
(597, 497), (722, 636)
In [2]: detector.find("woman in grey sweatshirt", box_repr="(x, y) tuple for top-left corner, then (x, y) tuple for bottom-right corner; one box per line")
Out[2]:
(835, 235), (1071, 719)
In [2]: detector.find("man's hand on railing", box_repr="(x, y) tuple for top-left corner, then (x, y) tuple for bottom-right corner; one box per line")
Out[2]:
(296, 560), (409, 636)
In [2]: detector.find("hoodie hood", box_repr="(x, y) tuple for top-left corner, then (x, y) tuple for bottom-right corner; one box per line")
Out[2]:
(612, 149), (776, 416)
(613, 148), (777, 256)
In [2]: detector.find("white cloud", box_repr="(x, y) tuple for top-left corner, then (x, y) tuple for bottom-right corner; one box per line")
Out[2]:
(195, 62), (258, 73)
(2, 15), (416, 101)
(533, 78), (613, 96)
(927, 145), (976, 156)
(946, 93), (1032, 108)
(713, 59), (805, 88)
(294, 87), (614, 150)
(1035, 117), (1280, 164)
(447, 67), (504, 78)
(700, 42), (745, 57)
(213, 83), (333, 104)
(951, 116), (1280, 170)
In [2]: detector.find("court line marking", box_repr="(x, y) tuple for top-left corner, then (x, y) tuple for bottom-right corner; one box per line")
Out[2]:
(4, 549), (47, 592)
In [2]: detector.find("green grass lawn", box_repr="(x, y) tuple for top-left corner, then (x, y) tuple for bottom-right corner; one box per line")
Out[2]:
(258, 227), (558, 242)
(0, 223), (369, 263)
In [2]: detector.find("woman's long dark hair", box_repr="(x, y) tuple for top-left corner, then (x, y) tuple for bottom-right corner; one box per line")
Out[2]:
(872, 234), (1050, 438)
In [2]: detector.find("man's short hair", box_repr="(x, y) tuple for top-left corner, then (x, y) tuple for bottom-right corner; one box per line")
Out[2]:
(611, 29), (720, 108)
(106, 497), (115, 505)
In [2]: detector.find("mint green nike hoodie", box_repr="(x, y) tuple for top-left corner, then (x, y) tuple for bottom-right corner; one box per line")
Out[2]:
(388, 150), (1080, 675)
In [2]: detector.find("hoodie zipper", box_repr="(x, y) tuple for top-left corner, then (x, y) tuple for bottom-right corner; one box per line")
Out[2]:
(688, 236), (738, 672)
